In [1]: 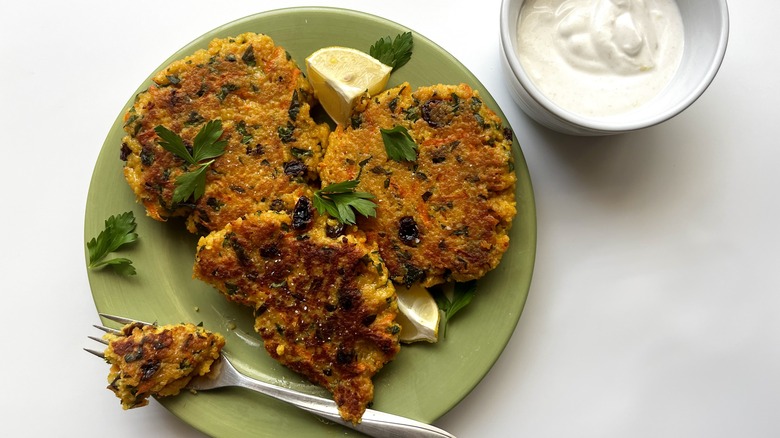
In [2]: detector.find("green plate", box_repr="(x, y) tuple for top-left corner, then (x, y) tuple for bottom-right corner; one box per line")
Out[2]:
(85, 7), (536, 437)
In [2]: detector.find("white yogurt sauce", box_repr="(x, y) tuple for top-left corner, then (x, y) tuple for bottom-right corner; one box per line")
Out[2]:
(515, 0), (684, 118)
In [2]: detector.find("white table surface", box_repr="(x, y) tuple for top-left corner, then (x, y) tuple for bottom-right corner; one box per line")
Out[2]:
(2, 1), (778, 437)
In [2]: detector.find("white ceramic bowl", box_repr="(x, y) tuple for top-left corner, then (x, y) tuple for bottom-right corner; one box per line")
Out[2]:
(500, 0), (730, 136)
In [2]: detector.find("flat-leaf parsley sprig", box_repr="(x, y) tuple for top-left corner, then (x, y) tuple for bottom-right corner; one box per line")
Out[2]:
(87, 211), (139, 276)
(433, 280), (477, 339)
(369, 32), (414, 71)
(313, 180), (377, 225)
(154, 119), (227, 203)
(380, 125), (418, 162)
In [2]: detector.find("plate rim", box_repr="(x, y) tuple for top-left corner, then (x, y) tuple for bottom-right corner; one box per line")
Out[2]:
(84, 6), (537, 436)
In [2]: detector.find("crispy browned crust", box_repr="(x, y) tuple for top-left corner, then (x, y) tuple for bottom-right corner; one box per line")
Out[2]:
(193, 209), (400, 423)
(103, 322), (225, 409)
(121, 32), (329, 234)
(319, 83), (517, 287)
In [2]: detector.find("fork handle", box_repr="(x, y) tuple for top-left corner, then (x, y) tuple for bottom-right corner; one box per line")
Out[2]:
(233, 373), (456, 438)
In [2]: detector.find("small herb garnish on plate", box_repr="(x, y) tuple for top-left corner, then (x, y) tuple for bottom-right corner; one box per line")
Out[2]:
(87, 211), (139, 276)
(381, 126), (418, 162)
(154, 120), (227, 203)
(370, 32), (414, 71)
(313, 180), (377, 225)
(434, 280), (477, 338)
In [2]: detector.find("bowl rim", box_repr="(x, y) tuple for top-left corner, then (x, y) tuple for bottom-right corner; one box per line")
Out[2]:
(499, 0), (731, 133)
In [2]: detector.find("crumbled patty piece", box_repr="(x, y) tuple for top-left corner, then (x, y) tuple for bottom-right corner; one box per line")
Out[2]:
(121, 32), (330, 234)
(193, 209), (400, 423)
(319, 83), (517, 287)
(103, 322), (225, 409)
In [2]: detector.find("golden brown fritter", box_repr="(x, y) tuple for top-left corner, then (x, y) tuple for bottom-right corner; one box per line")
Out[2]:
(103, 322), (225, 409)
(121, 32), (330, 234)
(319, 83), (517, 287)
(193, 207), (400, 423)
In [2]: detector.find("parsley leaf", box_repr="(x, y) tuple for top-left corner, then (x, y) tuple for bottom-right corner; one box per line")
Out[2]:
(155, 125), (193, 164)
(433, 280), (477, 338)
(381, 126), (418, 162)
(98, 257), (137, 276)
(313, 180), (377, 225)
(173, 161), (213, 203)
(154, 120), (227, 203)
(191, 120), (229, 162)
(87, 211), (139, 275)
(370, 32), (414, 71)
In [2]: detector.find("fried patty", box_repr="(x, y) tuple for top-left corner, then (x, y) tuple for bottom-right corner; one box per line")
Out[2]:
(193, 207), (400, 423)
(319, 83), (517, 287)
(103, 322), (225, 409)
(121, 32), (329, 234)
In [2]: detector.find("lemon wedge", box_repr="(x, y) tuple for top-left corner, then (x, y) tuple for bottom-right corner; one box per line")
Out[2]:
(396, 283), (440, 343)
(305, 47), (392, 125)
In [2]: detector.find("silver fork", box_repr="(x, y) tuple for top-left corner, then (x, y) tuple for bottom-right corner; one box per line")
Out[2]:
(86, 313), (456, 438)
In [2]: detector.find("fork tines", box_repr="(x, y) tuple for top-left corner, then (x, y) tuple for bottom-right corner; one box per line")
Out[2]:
(84, 313), (149, 360)
(99, 313), (152, 326)
(93, 324), (121, 335)
(84, 346), (106, 359)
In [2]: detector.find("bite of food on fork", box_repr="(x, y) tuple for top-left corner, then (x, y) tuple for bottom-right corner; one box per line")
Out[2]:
(85, 313), (225, 409)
